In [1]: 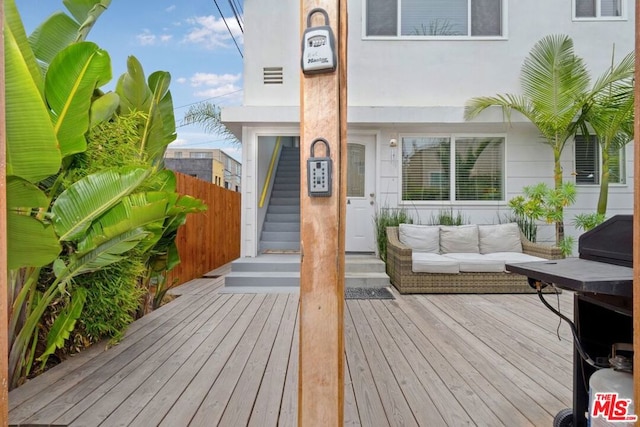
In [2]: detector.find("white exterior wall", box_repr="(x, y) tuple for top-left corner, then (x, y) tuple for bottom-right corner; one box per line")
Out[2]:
(231, 0), (635, 256)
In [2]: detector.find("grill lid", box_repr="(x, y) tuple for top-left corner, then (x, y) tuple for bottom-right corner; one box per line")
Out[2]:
(579, 214), (632, 268)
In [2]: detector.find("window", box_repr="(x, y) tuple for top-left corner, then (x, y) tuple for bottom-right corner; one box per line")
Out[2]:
(173, 152), (182, 158)
(575, 0), (623, 18)
(574, 136), (626, 185)
(401, 135), (504, 202)
(190, 152), (213, 159)
(366, 0), (503, 37)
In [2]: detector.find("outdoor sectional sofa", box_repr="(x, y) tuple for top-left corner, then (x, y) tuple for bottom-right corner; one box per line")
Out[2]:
(386, 223), (564, 294)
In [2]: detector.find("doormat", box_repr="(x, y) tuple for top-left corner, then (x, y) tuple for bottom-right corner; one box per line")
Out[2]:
(345, 287), (395, 300)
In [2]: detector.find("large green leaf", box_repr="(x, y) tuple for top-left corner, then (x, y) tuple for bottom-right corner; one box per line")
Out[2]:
(7, 178), (61, 269)
(7, 214), (61, 270)
(63, 0), (111, 37)
(115, 56), (152, 114)
(89, 91), (119, 127)
(143, 71), (177, 161)
(46, 42), (112, 158)
(5, 23), (61, 182)
(37, 287), (87, 365)
(52, 167), (150, 241)
(76, 191), (170, 256)
(28, 12), (79, 72)
(5, 0), (44, 95)
(69, 228), (150, 276)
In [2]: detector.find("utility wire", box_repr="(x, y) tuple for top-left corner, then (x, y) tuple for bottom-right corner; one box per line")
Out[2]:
(231, 0), (243, 16)
(174, 89), (243, 110)
(227, 0), (244, 33)
(212, 0), (243, 58)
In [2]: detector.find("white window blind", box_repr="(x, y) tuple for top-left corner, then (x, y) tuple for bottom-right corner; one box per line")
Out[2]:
(576, 0), (622, 17)
(367, 0), (502, 37)
(575, 136), (626, 185)
(402, 137), (451, 201)
(401, 136), (504, 202)
(455, 137), (503, 200)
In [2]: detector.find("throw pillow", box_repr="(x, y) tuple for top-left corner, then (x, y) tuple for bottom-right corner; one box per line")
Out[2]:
(440, 225), (479, 253)
(398, 224), (440, 253)
(478, 223), (522, 254)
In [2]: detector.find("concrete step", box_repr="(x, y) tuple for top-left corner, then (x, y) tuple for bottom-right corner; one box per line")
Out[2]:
(267, 205), (300, 214)
(227, 255), (390, 289)
(266, 213), (300, 222)
(261, 231), (300, 242)
(225, 272), (299, 287)
(272, 183), (300, 191)
(224, 272), (390, 289)
(271, 190), (299, 198)
(259, 241), (301, 251)
(263, 222), (300, 232)
(269, 197), (299, 206)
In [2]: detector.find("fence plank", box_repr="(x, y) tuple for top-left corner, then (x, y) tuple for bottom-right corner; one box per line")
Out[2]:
(166, 172), (241, 287)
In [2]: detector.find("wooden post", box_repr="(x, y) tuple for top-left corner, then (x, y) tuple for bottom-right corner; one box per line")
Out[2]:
(0, 0), (9, 423)
(298, 0), (347, 424)
(634, 0), (640, 417)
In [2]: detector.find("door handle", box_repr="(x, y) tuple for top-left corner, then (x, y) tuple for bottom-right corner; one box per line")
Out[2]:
(347, 199), (351, 204)
(370, 193), (375, 198)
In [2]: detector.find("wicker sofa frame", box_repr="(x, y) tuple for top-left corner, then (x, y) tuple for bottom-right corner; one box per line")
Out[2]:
(386, 226), (564, 294)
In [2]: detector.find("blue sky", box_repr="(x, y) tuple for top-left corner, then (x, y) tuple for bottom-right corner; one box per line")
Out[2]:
(15, 0), (244, 161)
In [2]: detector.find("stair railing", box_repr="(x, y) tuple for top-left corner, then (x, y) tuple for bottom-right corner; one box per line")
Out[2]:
(259, 136), (282, 208)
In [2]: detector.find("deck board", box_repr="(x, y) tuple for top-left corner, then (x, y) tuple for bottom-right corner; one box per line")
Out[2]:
(9, 285), (575, 427)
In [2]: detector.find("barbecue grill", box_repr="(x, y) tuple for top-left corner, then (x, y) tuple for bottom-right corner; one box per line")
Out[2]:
(506, 215), (633, 427)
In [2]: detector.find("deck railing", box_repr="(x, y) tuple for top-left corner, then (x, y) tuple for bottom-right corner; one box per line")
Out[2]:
(166, 172), (241, 287)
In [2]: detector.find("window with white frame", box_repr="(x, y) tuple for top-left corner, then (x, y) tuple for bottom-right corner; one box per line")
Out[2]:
(366, 0), (503, 37)
(574, 0), (623, 18)
(401, 135), (505, 202)
(574, 135), (626, 185)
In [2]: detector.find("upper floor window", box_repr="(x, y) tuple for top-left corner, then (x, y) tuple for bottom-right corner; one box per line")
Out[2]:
(190, 152), (213, 159)
(574, 0), (624, 19)
(574, 135), (626, 185)
(401, 135), (505, 202)
(366, 0), (503, 38)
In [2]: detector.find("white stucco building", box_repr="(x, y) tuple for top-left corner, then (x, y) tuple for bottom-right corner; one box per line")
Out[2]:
(223, 0), (635, 258)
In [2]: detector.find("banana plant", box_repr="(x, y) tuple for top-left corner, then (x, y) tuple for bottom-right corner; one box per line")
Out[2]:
(116, 56), (177, 165)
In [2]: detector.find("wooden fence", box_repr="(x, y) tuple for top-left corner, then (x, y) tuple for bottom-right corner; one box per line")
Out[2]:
(166, 172), (241, 287)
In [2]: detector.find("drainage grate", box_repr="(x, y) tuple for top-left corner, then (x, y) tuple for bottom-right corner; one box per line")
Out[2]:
(345, 287), (395, 300)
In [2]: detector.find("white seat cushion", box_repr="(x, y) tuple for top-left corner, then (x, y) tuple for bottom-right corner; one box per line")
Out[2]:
(484, 252), (548, 269)
(399, 224), (440, 253)
(412, 252), (460, 274)
(443, 253), (505, 273)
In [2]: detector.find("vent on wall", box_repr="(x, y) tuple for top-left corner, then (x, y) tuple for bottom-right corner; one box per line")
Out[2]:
(263, 67), (284, 84)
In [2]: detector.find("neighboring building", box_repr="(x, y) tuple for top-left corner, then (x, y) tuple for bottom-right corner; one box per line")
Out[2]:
(165, 148), (242, 192)
(223, 0), (635, 258)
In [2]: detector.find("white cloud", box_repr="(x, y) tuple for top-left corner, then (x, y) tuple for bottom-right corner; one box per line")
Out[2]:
(176, 77), (188, 84)
(135, 29), (173, 46)
(189, 73), (241, 88)
(184, 73), (243, 102)
(194, 83), (241, 99)
(166, 5), (176, 12)
(183, 15), (244, 50)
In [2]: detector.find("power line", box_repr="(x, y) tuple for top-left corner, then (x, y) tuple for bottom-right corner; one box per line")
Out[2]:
(231, 0), (243, 16)
(212, 0), (243, 58)
(173, 89), (243, 110)
(227, 0), (243, 33)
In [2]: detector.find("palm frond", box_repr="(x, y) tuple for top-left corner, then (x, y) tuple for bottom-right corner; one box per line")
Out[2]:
(182, 102), (239, 143)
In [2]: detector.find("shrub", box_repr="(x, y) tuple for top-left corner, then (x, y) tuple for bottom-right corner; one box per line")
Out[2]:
(374, 206), (414, 261)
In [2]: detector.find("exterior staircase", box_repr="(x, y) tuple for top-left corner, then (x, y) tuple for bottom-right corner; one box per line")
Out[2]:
(259, 146), (301, 253)
(225, 145), (391, 291)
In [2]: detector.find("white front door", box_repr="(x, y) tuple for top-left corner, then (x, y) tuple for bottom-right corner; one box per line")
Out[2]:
(346, 135), (376, 252)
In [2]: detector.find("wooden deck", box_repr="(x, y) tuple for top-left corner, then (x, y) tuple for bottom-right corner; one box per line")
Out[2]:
(9, 268), (574, 426)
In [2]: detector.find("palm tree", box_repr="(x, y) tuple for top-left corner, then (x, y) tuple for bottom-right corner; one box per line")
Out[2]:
(182, 101), (239, 143)
(465, 34), (633, 244)
(583, 52), (634, 215)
